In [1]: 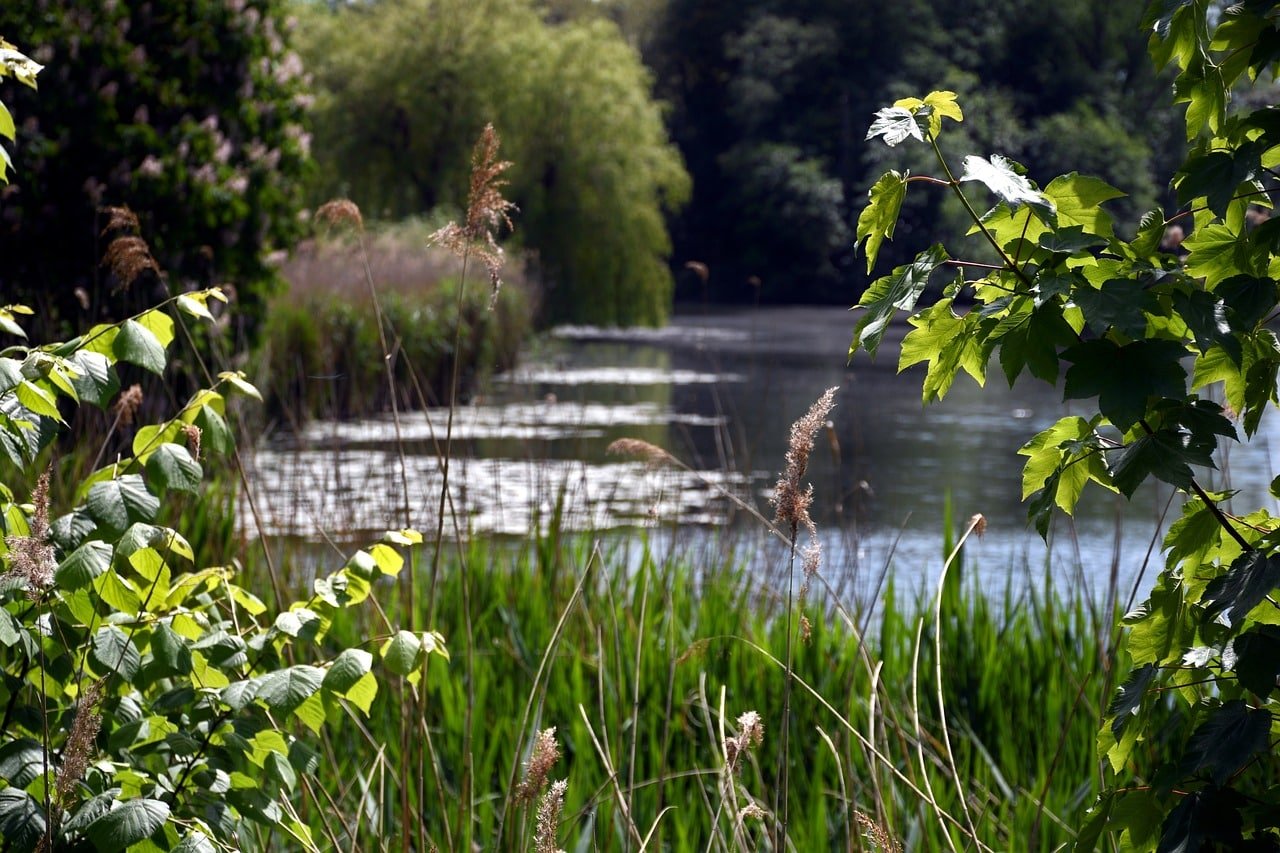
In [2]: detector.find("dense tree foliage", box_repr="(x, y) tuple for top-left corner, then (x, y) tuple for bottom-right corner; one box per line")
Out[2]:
(0, 1), (311, 335)
(298, 0), (690, 326)
(647, 0), (1183, 305)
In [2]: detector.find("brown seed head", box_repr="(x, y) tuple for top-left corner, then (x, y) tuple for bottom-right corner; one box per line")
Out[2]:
(315, 198), (364, 234)
(725, 710), (764, 774)
(606, 438), (672, 466)
(772, 387), (838, 535)
(182, 424), (203, 461)
(517, 727), (561, 805)
(532, 779), (567, 853)
(112, 384), (144, 426)
(5, 469), (54, 599)
(56, 680), (104, 807)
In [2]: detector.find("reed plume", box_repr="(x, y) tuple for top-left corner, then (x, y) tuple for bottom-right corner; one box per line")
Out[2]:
(771, 386), (838, 537)
(99, 205), (159, 291)
(606, 437), (673, 466)
(315, 198), (365, 234)
(532, 779), (567, 853)
(56, 680), (104, 808)
(430, 123), (516, 307)
(516, 727), (561, 805)
(5, 469), (54, 598)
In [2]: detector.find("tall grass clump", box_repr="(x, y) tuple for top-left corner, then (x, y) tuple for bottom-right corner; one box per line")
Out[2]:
(255, 216), (532, 423)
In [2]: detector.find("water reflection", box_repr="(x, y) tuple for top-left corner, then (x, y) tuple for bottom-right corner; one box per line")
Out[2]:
(244, 305), (1280, 601)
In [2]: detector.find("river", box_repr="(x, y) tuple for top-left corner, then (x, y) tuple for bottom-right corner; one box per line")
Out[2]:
(244, 305), (1280, 604)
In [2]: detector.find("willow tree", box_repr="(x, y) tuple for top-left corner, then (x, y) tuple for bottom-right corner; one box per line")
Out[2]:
(299, 0), (689, 326)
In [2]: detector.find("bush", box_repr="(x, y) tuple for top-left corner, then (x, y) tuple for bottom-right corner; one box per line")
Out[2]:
(0, 2), (311, 336)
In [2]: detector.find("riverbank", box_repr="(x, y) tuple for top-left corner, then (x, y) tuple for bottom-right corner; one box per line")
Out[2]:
(254, 219), (535, 424)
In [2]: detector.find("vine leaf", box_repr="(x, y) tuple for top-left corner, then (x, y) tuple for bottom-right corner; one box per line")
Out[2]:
(1107, 663), (1157, 736)
(1201, 550), (1280, 629)
(1178, 700), (1271, 786)
(866, 106), (926, 146)
(87, 474), (161, 533)
(1109, 428), (1214, 497)
(855, 170), (907, 273)
(960, 154), (1055, 221)
(1176, 141), (1265, 217)
(1073, 280), (1157, 339)
(899, 300), (990, 402)
(850, 244), (948, 358)
(1062, 339), (1188, 431)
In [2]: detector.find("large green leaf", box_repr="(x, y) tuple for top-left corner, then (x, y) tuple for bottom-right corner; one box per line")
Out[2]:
(1109, 428), (1214, 497)
(855, 170), (907, 273)
(850, 244), (948, 358)
(68, 350), (119, 409)
(113, 319), (166, 375)
(1231, 624), (1280, 699)
(1062, 339), (1189, 431)
(1075, 279), (1159, 339)
(899, 300), (991, 402)
(253, 665), (325, 715)
(87, 474), (160, 532)
(145, 443), (203, 494)
(1176, 142), (1265, 217)
(382, 630), (423, 675)
(1107, 664), (1157, 736)
(55, 539), (113, 590)
(0, 788), (45, 848)
(152, 622), (193, 676)
(323, 648), (374, 693)
(1200, 550), (1280, 629)
(85, 797), (171, 852)
(91, 625), (142, 680)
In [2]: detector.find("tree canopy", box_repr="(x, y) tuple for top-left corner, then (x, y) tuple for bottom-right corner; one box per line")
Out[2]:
(298, 0), (690, 326)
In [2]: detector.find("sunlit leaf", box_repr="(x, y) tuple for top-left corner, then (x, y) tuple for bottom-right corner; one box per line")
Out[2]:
(855, 170), (907, 274)
(850, 244), (948, 358)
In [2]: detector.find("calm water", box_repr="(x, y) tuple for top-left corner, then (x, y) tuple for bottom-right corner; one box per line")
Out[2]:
(245, 305), (1280, 603)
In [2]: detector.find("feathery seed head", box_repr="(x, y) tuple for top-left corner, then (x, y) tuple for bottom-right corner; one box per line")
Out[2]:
(516, 727), (561, 805)
(725, 709), (764, 774)
(315, 198), (364, 234)
(112, 384), (144, 426)
(606, 438), (672, 466)
(56, 680), (104, 807)
(772, 387), (838, 535)
(533, 779), (567, 853)
(5, 469), (55, 599)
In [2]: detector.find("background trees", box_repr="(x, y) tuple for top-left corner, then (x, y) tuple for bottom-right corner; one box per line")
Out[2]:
(298, 0), (690, 325)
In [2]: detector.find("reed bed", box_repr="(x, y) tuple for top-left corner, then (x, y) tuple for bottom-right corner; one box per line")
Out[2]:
(238, 522), (1145, 851)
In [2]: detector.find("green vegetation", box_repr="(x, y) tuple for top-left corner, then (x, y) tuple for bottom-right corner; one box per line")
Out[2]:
(648, 0), (1182, 304)
(0, 2), (311, 336)
(851, 2), (1280, 846)
(257, 220), (532, 421)
(297, 0), (690, 326)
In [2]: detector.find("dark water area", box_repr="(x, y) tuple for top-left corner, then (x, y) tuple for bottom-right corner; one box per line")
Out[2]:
(245, 305), (1280, 604)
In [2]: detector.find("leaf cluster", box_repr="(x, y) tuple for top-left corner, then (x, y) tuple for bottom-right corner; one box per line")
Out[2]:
(851, 2), (1280, 846)
(0, 300), (442, 851)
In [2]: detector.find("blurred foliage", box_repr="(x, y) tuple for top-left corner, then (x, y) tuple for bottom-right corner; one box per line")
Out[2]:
(0, 1), (311, 337)
(646, 0), (1184, 304)
(297, 0), (689, 326)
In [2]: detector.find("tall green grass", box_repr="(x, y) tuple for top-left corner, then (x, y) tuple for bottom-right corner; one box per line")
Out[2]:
(268, 525), (1136, 852)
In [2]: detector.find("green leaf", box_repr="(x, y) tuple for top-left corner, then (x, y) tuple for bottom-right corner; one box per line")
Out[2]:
(135, 308), (175, 349)
(1177, 141), (1266, 217)
(1201, 550), (1280, 629)
(1042, 173), (1124, 241)
(218, 370), (262, 401)
(850, 244), (948, 358)
(323, 648), (374, 693)
(994, 299), (1075, 385)
(0, 101), (13, 142)
(1073, 280), (1157, 339)
(266, 750), (297, 793)
(382, 630), (423, 675)
(194, 404), (232, 455)
(960, 154), (1054, 220)
(16, 379), (62, 421)
(87, 474), (160, 532)
(253, 665), (325, 715)
(899, 300), (991, 402)
(1184, 224), (1246, 289)
(1178, 699), (1271, 786)
(92, 625), (142, 680)
(113, 320), (166, 374)
(865, 106), (925, 146)
(1018, 416), (1111, 513)
(1107, 663), (1157, 736)
(1172, 289), (1235, 357)
(1109, 428), (1214, 497)
(855, 170), (907, 273)
(152, 622), (193, 676)
(341, 672), (378, 715)
(0, 788), (45, 848)
(173, 830), (217, 853)
(1062, 339), (1189, 431)
(145, 443), (203, 494)
(0, 738), (47, 786)
(1131, 208), (1168, 257)
(68, 350), (119, 409)
(55, 540), (113, 590)
(85, 797), (170, 852)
